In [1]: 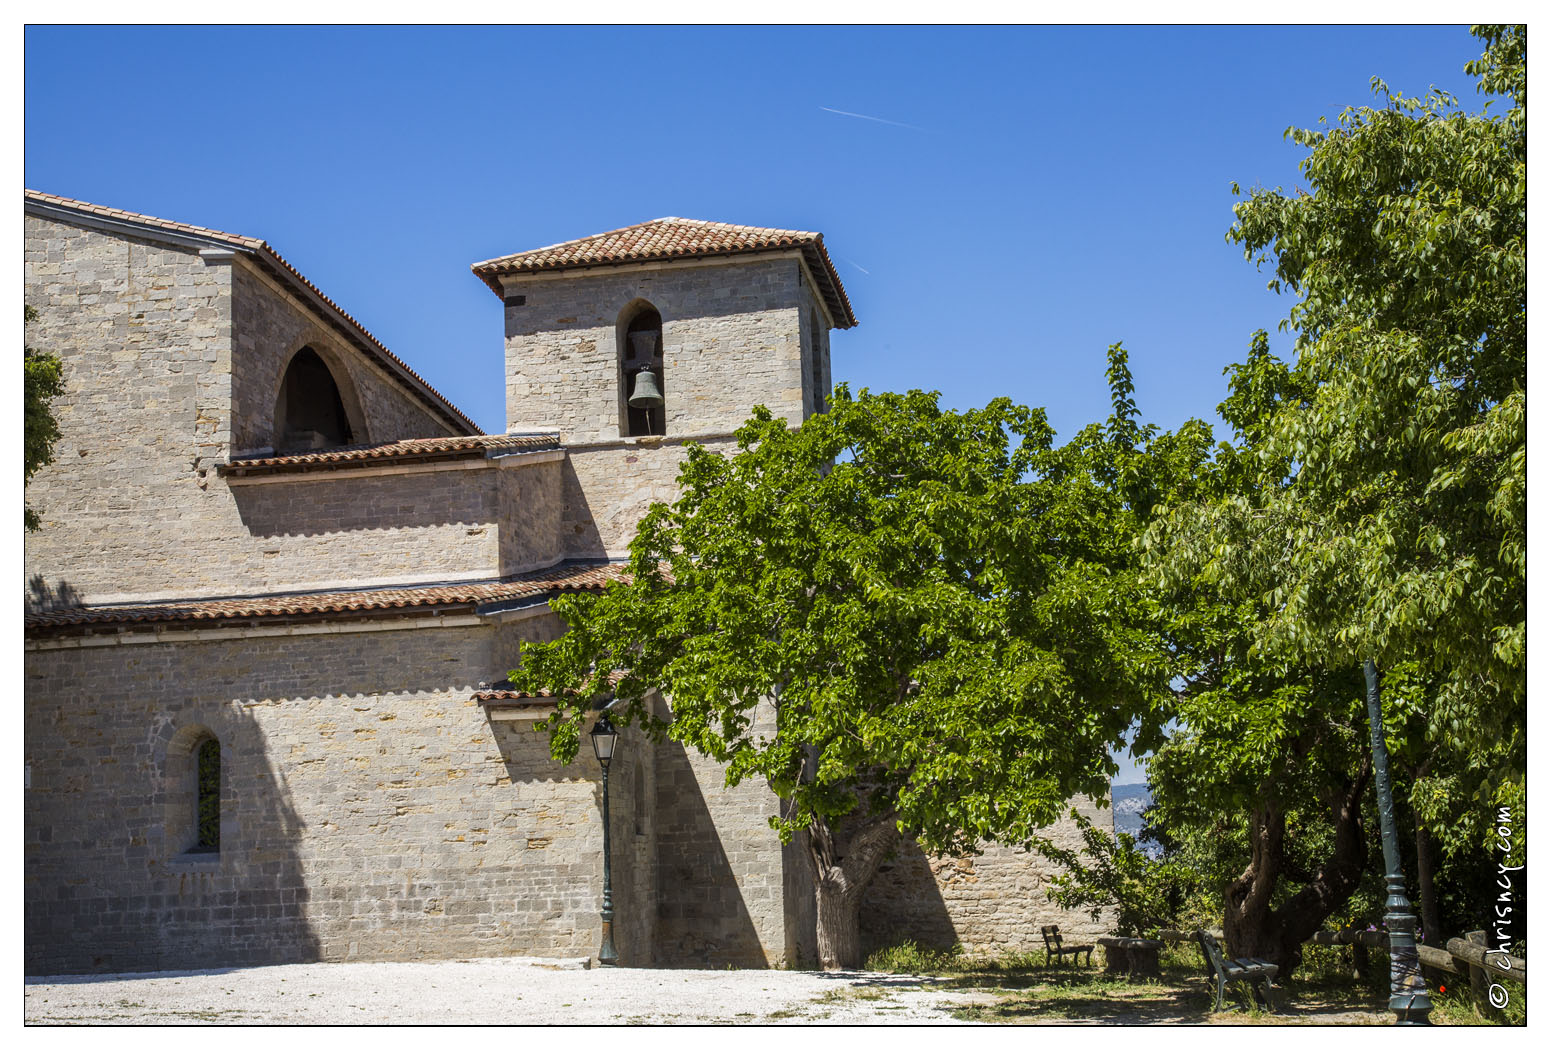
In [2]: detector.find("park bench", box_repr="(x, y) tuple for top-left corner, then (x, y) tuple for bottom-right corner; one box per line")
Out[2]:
(1196, 930), (1280, 1013)
(1040, 924), (1094, 968)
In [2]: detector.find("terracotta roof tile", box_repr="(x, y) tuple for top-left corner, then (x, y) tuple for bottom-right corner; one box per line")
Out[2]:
(475, 669), (630, 703)
(25, 189), (480, 436)
(24, 561), (626, 637)
(219, 433), (560, 477)
(471, 217), (856, 328)
(473, 688), (564, 704)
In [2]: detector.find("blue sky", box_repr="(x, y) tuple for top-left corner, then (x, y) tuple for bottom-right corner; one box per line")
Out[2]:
(25, 26), (1485, 440)
(24, 25), (1489, 784)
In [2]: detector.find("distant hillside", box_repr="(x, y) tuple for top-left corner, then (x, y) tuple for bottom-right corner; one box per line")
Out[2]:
(1110, 783), (1157, 855)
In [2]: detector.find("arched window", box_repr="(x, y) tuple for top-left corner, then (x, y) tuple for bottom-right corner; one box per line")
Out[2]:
(618, 304), (665, 437)
(191, 737), (221, 854)
(274, 346), (355, 452)
(165, 726), (221, 858)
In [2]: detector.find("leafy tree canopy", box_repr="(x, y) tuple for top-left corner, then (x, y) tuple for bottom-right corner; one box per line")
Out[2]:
(24, 305), (65, 532)
(513, 351), (1217, 968)
(1148, 25), (1526, 851)
(515, 368), (1201, 857)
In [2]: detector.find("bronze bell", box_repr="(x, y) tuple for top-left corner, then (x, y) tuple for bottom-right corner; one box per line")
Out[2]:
(628, 367), (664, 408)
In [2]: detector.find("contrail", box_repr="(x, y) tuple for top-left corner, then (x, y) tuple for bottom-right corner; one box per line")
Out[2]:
(844, 259), (871, 275)
(819, 106), (924, 131)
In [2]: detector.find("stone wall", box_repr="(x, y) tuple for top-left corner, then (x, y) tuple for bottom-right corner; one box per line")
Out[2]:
(28, 449), (560, 604)
(496, 456), (566, 575)
(798, 280), (833, 417)
(500, 257), (817, 443)
(652, 700), (805, 968)
(859, 796), (1117, 958)
(23, 612), (651, 976)
(218, 453), (565, 595)
(24, 215), (234, 603)
(24, 214), (484, 604)
(560, 436), (738, 559)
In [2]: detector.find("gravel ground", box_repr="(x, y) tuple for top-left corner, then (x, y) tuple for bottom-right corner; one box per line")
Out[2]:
(24, 958), (993, 1025)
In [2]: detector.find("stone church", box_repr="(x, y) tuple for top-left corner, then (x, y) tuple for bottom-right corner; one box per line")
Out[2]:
(23, 189), (1109, 976)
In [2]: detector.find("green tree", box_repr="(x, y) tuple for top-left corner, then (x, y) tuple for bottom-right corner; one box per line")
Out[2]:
(511, 360), (1201, 968)
(1034, 813), (1199, 939)
(1145, 25), (1526, 962)
(1141, 333), (1383, 969)
(1219, 24), (1524, 741)
(24, 305), (65, 532)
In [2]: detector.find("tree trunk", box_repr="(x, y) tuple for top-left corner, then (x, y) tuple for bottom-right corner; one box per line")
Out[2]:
(1415, 820), (1441, 946)
(806, 810), (900, 970)
(814, 873), (862, 971)
(1223, 797), (1286, 962)
(1223, 764), (1371, 973)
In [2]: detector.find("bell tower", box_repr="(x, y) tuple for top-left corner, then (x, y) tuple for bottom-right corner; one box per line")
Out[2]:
(471, 217), (855, 445)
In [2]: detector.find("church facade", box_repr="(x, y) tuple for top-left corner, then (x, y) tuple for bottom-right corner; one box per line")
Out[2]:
(23, 190), (1109, 976)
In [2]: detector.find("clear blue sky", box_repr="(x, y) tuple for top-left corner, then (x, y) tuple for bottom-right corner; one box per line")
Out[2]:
(25, 25), (1484, 441)
(25, 26), (1487, 786)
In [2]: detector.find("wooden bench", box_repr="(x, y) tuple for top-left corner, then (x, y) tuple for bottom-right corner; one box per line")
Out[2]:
(1196, 930), (1280, 1013)
(1040, 924), (1094, 968)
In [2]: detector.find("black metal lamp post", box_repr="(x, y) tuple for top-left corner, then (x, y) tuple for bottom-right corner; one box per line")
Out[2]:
(1363, 659), (1432, 1024)
(589, 712), (620, 967)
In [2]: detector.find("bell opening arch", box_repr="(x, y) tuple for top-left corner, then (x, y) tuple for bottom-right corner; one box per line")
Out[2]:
(617, 300), (665, 438)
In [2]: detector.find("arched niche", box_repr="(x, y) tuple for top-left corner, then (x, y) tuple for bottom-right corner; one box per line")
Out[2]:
(273, 345), (367, 453)
(617, 300), (665, 437)
(808, 305), (827, 415)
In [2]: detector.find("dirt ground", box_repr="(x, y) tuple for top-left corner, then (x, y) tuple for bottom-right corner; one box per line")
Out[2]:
(24, 957), (1398, 1026)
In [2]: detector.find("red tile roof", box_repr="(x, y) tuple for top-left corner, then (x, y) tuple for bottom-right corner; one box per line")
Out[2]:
(219, 433), (560, 478)
(475, 669), (631, 704)
(471, 217), (857, 328)
(25, 189), (481, 436)
(24, 561), (625, 637)
(474, 688), (565, 704)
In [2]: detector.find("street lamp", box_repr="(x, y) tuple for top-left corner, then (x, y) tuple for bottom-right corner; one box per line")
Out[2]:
(1363, 659), (1432, 1024)
(589, 710), (620, 967)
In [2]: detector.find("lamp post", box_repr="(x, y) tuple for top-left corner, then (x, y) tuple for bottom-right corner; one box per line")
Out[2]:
(589, 711), (620, 967)
(1363, 659), (1431, 1024)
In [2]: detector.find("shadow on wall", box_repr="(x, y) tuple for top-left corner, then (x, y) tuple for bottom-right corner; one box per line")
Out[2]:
(25, 699), (319, 975)
(652, 739), (765, 967)
(859, 839), (959, 959)
(26, 575), (81, 612)
(559, 457), (605, 559)
(230, 470), (494, 539)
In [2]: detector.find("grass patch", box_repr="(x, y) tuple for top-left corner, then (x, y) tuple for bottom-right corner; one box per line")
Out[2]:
(865, 936), (1423, 1024)
(865, 939), (1051, 982)
(816, 986), (891, 1002)
(1425, 981), (1527, 1027)
(865, 940), (966, 974)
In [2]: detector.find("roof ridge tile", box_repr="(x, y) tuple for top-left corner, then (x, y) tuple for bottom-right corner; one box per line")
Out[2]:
(469, 216), (855, 327)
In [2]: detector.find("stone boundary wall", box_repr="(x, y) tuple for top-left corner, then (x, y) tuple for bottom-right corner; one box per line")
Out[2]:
(860, 795), (1117, 958)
